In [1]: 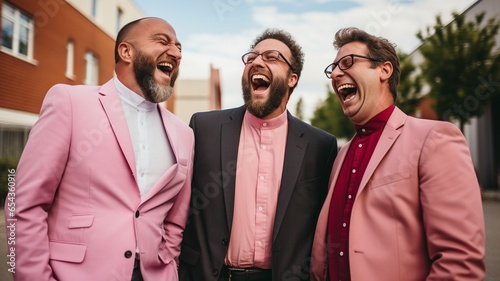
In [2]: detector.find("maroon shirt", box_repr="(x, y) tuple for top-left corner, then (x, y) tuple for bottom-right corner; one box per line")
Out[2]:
(327, 105), (395, 281)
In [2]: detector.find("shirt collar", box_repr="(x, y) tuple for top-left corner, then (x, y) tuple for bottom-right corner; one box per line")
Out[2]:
(354, 105), (395, 135)
(244, 109), (288, 130)
(113, 77), (157, 112)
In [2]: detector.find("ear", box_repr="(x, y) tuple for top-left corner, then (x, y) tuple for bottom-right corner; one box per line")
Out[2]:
(379, 61), (393, 82)
(118, 42), (134, 63)
(288, 73), (298, 88)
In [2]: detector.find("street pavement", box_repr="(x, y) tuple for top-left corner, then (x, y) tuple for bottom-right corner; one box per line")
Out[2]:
(0, 200), (499, 281)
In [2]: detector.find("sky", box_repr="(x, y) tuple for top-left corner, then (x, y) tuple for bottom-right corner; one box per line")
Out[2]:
(133, 0), (477, 121)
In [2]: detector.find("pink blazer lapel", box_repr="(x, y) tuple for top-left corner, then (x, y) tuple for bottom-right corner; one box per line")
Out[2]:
(357, 107), (406, 196)
(98, 80), (137, 177)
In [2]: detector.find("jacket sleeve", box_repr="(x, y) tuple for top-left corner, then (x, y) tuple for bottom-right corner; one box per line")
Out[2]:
(162, 125), (194, 266)
(5, 85), (73, 280)
(419, 122), (485, 280)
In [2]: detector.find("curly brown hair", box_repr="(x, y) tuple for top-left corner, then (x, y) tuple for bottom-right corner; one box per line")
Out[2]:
(250, 28), (305, 94)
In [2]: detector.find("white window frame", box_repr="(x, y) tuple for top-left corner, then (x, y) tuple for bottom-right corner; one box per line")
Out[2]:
(84, 51), (99, 85)
(1, 2), (35, 62)
(65, 40), (75, 80)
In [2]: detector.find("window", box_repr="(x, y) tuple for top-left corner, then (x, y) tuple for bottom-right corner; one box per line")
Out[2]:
(84, 51), (99, 85)
(116, 8), (123, 35)
(1, 2), (34, 60)
(65, 40), (75, 79)
(91, 0), (97, 19)
(0, 125), (30, 160)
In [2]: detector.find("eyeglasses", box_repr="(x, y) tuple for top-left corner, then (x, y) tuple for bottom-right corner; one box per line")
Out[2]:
(242, 50), (295, 72)
(324, 54), (382, 78)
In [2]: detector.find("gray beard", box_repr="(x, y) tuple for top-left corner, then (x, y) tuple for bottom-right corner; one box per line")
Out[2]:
(144, 78), (173, 103)
(133, 51), (176, 103)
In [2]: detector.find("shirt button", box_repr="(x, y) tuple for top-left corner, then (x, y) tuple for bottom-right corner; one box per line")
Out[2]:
(358, 144), (363, 148)
(348, 195), (352, 199)
(262, 145), (266, 150)
(342, 223), (346, 227)
(135, 211), (140, 218)
(340, 251), (344, 256)
(259, 175), (265, 180)
(352, 169), (356, 173)
(257, 241), (262, 247)
(262, 123), (267, 127)
(212, 269), (219, 277)
(361, 128), (366, 132)
(221, 239), (229, 246)
(258, 206), (263, 211)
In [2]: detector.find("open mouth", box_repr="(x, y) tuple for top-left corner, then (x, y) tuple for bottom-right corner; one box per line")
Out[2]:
(157, 62), (174, 76)
(251, 74), (270, 92)
(338, 84), (357, 101)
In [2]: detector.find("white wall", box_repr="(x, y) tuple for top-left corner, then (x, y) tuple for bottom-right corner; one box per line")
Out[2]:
(66, 0), (144, 37)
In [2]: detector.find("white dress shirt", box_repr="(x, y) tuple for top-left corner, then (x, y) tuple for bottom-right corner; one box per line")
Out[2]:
(114, 78), (175, 199)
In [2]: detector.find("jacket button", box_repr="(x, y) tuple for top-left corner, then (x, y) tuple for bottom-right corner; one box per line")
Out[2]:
(124, 251), (133, 258)
(221, 239), (228, 246)
(135, 211), (140, 218)
(212, 269), (219, 277)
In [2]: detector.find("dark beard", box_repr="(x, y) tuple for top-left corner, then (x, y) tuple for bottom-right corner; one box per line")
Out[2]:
(242, 75), (287, 118)
(133, 51), (178, 103)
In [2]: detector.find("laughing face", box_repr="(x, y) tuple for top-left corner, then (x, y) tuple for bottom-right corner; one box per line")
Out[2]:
(241, 39), (298, 119)
(133, 49), (179, 103)
(330, 41), (393, 125)
(121, 18), (182, 103)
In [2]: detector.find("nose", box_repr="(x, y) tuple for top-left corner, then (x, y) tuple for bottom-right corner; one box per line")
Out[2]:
(331, 64), (344, 79)
(167, 45), (182, 61)
(250, 54), (266, 67)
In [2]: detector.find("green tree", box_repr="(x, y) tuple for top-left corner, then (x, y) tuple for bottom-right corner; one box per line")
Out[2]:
(396, 51), (422, 115)
(311, 85), (355, 140)
(417, 11), (500, 131)
(295, 96), (304, 120)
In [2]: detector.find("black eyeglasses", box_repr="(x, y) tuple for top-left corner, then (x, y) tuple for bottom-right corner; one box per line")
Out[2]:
(324, 54), (382, 78)
(242, 50), (295, 72)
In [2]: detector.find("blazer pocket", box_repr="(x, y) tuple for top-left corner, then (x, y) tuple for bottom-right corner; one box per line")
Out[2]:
(49, 241), (87, 263)
(370, 169), (411, 189)
(68, 215), (94, 229)
(179, 243), (200, 266)
(295, 176), (322, 190)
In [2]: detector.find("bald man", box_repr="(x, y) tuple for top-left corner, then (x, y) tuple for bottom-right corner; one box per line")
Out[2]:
(6, 17), (193, 281)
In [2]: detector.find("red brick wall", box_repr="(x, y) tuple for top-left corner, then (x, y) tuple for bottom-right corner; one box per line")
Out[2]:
(0, 0), (115, 114)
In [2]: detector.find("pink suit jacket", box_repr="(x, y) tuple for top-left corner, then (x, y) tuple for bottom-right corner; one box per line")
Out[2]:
(311, 107), (485, 281)
(7, 79), (194, 281)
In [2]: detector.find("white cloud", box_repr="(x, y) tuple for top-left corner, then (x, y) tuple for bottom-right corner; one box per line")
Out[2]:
(177, 0), (476, 121)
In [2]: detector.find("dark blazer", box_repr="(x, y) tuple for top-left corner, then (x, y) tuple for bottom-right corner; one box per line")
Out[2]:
(179, 106), (337, 281)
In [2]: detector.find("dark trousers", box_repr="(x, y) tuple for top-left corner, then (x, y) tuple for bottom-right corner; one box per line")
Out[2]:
(131, 258), (143, 281)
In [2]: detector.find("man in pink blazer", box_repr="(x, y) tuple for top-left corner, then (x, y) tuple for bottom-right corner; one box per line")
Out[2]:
(5, 18), (194, 281)
(310, 27), (485, 281)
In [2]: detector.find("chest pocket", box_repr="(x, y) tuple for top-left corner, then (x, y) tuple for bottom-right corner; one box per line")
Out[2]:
(369, 169), (411, 189)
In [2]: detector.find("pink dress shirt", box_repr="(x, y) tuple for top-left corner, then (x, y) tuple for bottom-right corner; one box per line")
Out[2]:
(225, 109), (288, 269)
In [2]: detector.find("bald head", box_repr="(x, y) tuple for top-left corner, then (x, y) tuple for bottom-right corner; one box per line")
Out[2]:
(114, 17), (173, 64)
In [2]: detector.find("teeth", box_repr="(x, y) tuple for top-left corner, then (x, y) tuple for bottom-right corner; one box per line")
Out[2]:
(158, 62), (173, 70)
(252, 74), (269, 82)
(337, 84), (355, 92)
